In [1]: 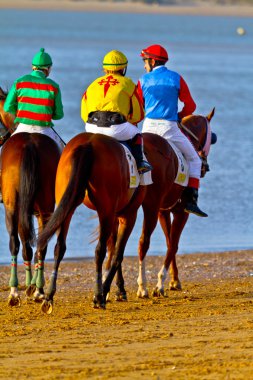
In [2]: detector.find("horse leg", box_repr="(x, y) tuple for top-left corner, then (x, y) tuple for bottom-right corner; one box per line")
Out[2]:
(40, 217), (70, 315)
(103, 220), (127, 302)
(102, 211), (138, 303)
(34, 214), (52, 302)
(5, 209), (21, 306)
(115, 263), (127, 301)
(103, 225), (118, 302)
(93, 216), (114, 309)
(137, 204), (160, 298)
(26, 214), (49, 302)
(157, 209), (189, 293)
(19, 237), (34, 296)
(103, 220), (118, 282)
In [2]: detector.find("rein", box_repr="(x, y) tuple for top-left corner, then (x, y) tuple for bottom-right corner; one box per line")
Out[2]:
(178, 118), (209, 154)
(178, 122), (199, 142)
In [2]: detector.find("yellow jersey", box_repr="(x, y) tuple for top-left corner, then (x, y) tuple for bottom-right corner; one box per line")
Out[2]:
(81, 73), (144, 125)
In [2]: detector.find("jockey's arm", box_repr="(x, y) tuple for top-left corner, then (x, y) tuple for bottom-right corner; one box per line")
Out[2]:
(3, 82), (18, 116)
(52, 87), (64, 120)
(178, 76), (196, 120)
(81, 91), (89, 123)
(127, 86), (145, 125)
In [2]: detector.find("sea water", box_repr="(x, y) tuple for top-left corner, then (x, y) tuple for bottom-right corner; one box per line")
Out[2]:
(0, 9), (252, 264)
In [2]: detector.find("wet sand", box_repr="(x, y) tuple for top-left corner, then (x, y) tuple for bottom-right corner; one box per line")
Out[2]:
(0, 0), (253, 17)
(1, 250), (253, 379)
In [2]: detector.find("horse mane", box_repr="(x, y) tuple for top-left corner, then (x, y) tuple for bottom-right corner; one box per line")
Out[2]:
(0, 87), (8, 100)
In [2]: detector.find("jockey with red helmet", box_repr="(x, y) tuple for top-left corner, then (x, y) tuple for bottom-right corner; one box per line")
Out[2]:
(137, 44), (207, 217)
(81, 50), (152, 175)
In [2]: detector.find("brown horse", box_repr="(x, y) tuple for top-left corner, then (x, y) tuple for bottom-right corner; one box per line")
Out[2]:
(105, 109), (216, 299)
(37, 132), (147, 313)
(0, 87), (61, 306)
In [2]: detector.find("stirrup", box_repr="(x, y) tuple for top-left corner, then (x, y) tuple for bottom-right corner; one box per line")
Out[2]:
(137, 161), (153, 174)
(184, 203), (208, 217)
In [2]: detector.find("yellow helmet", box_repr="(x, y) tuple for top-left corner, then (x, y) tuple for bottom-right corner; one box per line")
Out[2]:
(102, 50), (128, 71)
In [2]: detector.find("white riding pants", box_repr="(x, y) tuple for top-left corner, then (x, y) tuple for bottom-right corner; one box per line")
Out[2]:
(11, 123), (64, 151)
(142, 118), (201, 180)
(85, 121), (140, 141)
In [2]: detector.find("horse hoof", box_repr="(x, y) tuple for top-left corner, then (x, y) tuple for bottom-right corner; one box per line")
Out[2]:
(93, 302), (106, 310)
(8, 295), (21, 307)
(33, 294), (45, 303)
(137, 289), (149, 298)
(41, 299), (53, 315)
(152, 288), (167, 297)
(169, 281), (182, 291)
(115, 293), (127, 302)
(33, 288), (45, 303)
(25, 284), (36, 297)
(93, 295), (106, 309)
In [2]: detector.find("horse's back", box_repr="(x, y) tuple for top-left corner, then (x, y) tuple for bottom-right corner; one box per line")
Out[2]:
(55, 132), (133, 212)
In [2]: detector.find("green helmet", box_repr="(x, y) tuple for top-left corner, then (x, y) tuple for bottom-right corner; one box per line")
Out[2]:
(32, 48), (52, 68)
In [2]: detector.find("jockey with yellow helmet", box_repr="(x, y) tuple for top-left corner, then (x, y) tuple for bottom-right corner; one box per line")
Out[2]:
(81, 50), (152, 174)
(137, 44), (207, 217)
(3, 48), (64, 151)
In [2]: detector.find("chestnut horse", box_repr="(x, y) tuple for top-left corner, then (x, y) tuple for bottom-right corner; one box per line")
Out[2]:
(37, 132), (147, 313)
(0, 87), (61, 306)
(105, 109), (216, 299)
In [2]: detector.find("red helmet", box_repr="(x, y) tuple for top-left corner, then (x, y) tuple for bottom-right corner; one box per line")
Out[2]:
(140, 44), (168, 62)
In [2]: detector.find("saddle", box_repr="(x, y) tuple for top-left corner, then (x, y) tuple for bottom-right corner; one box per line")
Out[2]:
(88, 111), (126, 128)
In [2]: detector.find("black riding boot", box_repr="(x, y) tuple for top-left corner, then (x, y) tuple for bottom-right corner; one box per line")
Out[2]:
(130, 134), (153, 174)
(184, 187), (208, 217)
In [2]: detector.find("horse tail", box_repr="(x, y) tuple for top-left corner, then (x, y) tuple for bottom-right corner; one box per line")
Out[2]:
(19, 141), (39, 246)
(37, 143), (93, 250)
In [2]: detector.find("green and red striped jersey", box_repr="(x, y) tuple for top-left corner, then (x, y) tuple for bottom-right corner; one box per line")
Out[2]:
(4, 70), (64, 127)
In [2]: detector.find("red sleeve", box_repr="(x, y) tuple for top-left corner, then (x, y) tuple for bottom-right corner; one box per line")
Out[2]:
(137, 80), (144, 108)
(178, 76), (196, 119)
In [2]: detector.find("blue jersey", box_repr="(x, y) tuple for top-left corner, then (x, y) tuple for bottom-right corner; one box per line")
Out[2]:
(137, 66), (196, 121)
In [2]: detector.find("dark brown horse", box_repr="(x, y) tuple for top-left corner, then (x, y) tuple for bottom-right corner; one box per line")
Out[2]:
(0, 87), (61, 306)
(37, 132), (147, 313)
(105, 109), (216, 299)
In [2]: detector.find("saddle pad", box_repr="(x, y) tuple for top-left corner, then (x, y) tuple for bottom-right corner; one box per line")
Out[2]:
(169, 141), (189, 187)
(120, 144), (153, 188)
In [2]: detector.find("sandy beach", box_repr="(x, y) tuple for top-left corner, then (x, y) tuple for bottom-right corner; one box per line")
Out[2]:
(1, 0), (253, 17)
(1, 250), (253, 379)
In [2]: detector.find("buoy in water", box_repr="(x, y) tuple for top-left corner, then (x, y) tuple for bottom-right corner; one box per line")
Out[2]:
(237, 27), (246, 36)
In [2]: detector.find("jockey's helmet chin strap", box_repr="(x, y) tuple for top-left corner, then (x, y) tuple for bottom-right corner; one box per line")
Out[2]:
(148, 59), (154, 72)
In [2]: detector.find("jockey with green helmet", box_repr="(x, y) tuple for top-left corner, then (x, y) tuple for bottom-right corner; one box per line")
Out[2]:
(81, 50), (152, 175)
(3, 48), (64, 150)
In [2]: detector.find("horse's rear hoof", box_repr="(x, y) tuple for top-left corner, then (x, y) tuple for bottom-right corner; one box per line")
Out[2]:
(8, 295), (21, 307)
(25, 284), (36, 297)
(33, 288), (45, 303)
(152, 288), (167, 297)
(93, 295), (106, 309)
(115, 292), (127, 302)
(169, 281), (182, 291)
(136, 289), (149, 298)
(41, 299), (53, 314)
